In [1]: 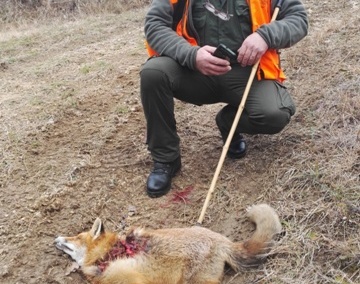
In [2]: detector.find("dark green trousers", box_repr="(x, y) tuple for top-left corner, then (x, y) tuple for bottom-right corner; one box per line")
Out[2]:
(140, 56), (295, 163)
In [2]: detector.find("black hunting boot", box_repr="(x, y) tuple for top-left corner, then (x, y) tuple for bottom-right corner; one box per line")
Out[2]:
(146, 156), (181, 198)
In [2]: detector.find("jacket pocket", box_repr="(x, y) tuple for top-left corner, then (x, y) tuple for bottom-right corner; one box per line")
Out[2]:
(192, 2), (207, 29)
(191, 1), (207, 44)
(234, 0), (252, 38)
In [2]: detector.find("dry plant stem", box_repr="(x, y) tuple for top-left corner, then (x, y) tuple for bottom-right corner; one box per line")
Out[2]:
(197, 6), (281, 225)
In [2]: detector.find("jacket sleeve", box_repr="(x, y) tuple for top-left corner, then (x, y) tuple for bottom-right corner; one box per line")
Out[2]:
(256, 0), (309, 49)
(144, 0), (200, 70)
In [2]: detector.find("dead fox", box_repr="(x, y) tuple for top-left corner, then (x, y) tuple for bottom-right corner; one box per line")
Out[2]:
(55, 204), (282, 284)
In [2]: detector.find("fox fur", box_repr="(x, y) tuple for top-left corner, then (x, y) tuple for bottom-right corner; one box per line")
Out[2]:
(55, 204), (282, 284)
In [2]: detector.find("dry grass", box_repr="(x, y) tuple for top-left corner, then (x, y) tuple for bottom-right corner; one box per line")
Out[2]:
(0, 0), (359, 283)
(0, 0), (150, 28)
(263, 1), (360, 282)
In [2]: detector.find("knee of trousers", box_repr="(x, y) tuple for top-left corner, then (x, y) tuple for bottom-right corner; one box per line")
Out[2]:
(250, 108), (291, 134)
(140, 57), (179, 94)
(140, 67), (171, 95)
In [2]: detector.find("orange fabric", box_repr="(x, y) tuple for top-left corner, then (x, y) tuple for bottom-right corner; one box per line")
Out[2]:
(175, 0), (198, 46)
(146, 41), (158, 57)
(247, 0), (271, 31)
(247, 0), (286, 82)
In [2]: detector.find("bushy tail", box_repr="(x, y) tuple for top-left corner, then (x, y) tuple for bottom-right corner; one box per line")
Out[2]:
(227, 204), (282, 270)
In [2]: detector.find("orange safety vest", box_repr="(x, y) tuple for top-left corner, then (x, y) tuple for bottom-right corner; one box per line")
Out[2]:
(146, 0), (285, 82)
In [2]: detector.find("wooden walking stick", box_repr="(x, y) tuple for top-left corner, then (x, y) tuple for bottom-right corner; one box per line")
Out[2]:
(197, 0), (284, 225)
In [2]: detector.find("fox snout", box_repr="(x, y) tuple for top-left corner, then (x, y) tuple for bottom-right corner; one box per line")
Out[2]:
(55, 237), (72, 251)
(54, 236), (86, 266)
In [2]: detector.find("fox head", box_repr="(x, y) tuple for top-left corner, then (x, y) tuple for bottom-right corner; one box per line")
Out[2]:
(55, 218), (117, 267)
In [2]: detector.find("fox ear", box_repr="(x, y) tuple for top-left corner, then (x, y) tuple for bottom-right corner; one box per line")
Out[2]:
(90, 218), (105, 239)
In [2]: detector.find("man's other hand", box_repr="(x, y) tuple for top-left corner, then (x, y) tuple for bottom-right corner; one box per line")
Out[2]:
(237, 33), (268, 67)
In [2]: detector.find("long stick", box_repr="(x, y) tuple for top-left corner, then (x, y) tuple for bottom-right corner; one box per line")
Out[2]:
(197, 0), (284, 225)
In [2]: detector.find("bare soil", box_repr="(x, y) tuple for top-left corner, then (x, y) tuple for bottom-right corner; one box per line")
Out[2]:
(0, 1), (359, 283)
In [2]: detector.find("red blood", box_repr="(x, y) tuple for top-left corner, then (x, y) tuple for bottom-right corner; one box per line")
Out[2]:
(170, 185), (194, 203)
(95, 238), (147, 273)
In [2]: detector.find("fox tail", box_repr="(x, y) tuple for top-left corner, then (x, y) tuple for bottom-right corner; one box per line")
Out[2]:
(227, 204), (282, 270)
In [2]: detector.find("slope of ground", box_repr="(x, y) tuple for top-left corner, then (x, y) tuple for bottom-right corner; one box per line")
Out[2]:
(0, 0), (359, 283)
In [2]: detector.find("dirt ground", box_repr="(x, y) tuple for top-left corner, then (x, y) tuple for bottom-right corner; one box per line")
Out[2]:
(0, 0), (359, 283)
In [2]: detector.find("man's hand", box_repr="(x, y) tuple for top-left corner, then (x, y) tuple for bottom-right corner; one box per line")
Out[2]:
(237, 33), (268, 67)
(195, 45), (231, 76)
